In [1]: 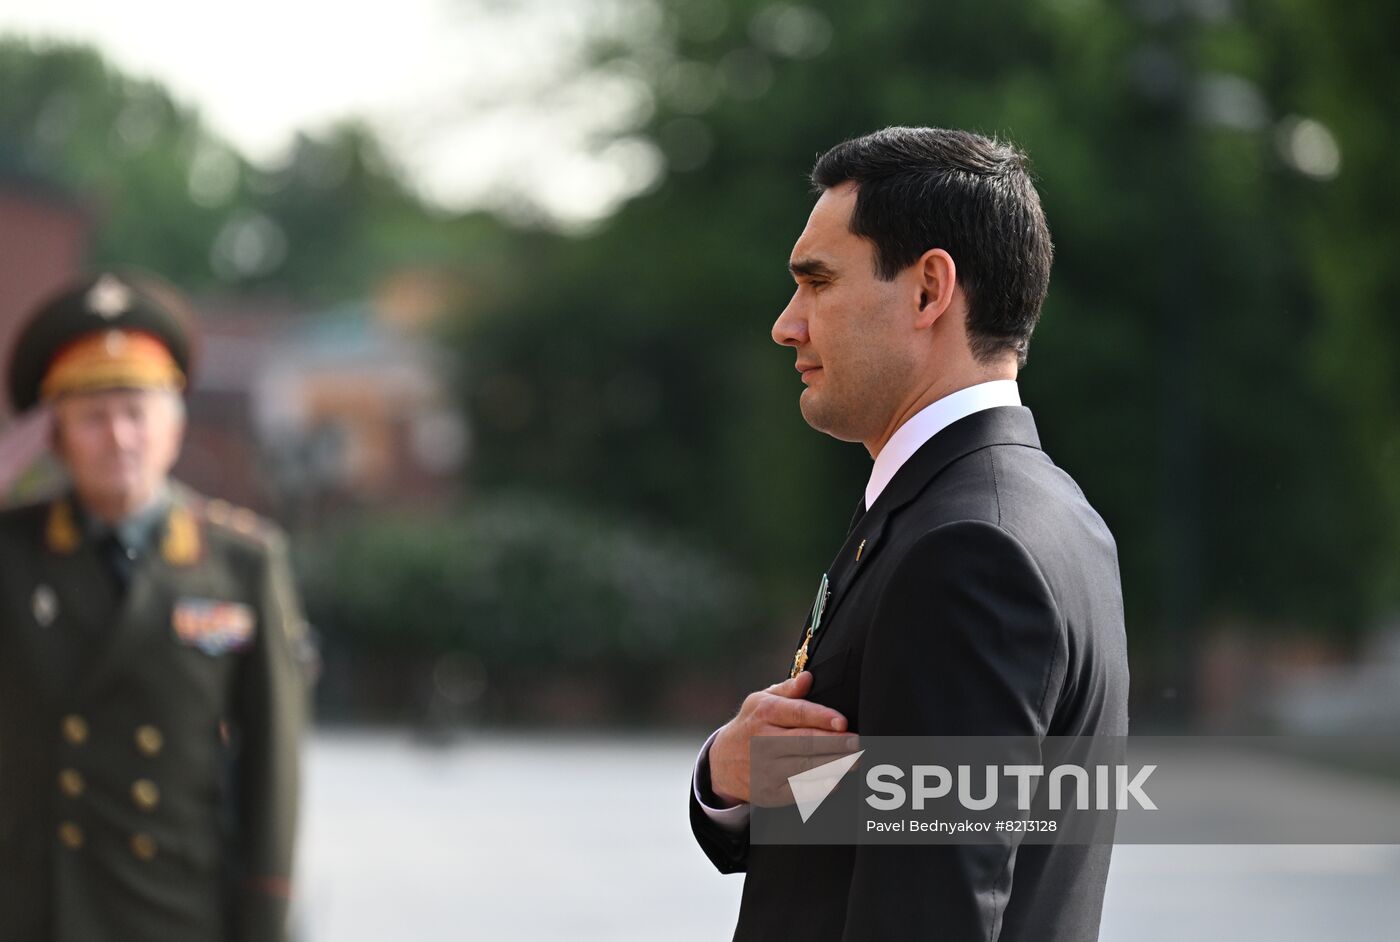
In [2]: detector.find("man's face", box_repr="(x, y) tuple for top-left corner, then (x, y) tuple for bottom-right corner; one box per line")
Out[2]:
(51, 388), (185, 514)
(772, 183), (920, 444)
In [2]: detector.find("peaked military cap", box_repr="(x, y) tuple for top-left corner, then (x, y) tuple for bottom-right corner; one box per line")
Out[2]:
(6, 270), (197, 413)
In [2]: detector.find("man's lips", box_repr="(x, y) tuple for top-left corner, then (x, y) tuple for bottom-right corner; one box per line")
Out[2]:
(797, 363), (822, 384)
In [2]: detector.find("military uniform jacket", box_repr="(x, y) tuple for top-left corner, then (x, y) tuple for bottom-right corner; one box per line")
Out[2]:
(0, 483), (306, 942)
(691, 406), (1131, 941)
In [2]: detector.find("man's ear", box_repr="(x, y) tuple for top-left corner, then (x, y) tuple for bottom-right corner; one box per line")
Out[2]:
(914, 248), (957, 329)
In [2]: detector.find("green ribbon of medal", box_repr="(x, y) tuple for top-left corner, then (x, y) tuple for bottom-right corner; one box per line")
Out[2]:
(789, 571), (830, 678)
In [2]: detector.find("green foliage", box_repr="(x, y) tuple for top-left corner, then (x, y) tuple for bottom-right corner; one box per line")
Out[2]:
(1278, 0), (1400, 610)
(458, 0), (1400, 672)
(295, 494), (757, 677)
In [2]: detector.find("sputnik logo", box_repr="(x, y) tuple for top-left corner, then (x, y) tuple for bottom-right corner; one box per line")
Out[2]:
(788, 750), (866, 823)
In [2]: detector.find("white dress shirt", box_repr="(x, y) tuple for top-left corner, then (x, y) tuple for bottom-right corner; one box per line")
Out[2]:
(692, 380), (1022, 830)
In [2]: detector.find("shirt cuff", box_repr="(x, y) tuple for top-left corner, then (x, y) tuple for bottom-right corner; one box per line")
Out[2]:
(693, 726), (751, 832)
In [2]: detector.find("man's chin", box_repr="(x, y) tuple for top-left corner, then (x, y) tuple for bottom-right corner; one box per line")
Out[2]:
(798, 394), (863, 443)
(77, 478), (153, 509)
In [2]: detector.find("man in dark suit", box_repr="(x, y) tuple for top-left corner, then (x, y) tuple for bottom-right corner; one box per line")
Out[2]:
(0, 272), (307, 941)
(689, 127), (1130, 940)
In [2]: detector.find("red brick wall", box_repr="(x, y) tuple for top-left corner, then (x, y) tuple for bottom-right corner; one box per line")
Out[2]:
(0, 187), (91, 419)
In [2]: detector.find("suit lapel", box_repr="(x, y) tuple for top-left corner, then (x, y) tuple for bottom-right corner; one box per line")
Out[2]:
(797, 406), (1043, 664)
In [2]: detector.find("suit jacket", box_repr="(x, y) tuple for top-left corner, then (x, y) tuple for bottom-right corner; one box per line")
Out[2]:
(0, 482), (307, 942)
(691, 406), (1130, 941)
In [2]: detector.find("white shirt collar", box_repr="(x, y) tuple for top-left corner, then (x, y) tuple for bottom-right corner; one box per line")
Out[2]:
(864, 380), (1021, 508)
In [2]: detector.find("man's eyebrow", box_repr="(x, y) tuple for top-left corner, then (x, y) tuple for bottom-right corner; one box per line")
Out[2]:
(788, 256), (836, 278)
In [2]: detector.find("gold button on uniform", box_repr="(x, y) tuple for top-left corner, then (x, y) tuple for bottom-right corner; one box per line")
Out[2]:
(131, 779), (160, 811)
(58, 822), (84, 849)
(134, 725), (164, 757)
(58, 768), (85, 797)
(62, 714), (88, 745)
(130, 833), (157, 861)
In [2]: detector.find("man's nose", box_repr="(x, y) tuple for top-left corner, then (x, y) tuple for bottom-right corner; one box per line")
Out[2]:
(771, 292), (808, 347)
(107, 416), (141, 450)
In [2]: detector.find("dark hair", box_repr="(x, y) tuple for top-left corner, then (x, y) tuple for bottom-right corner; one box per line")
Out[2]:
(810, 127), (1053, 367)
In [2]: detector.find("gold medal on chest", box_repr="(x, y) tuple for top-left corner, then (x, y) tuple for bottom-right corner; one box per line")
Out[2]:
(790, 572), (830, 678)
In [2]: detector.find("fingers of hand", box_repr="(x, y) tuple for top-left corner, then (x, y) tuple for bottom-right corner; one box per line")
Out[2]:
(762, 694), (846, 731)
(767, 732), (861, 757)
(766, 670), (812, 698)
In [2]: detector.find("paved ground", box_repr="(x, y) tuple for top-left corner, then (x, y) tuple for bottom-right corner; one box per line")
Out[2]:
(296, 731), (1400, 941)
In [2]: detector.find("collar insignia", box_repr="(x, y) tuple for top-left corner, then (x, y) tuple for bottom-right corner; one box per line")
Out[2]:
(160, 502), (201, 566)
(46, 499), (80, 554)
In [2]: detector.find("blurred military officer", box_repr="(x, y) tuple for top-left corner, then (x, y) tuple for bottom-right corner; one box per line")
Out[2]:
(0, 271), (307, 942)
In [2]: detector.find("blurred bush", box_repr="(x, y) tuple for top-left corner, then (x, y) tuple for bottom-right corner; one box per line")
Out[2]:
(295, 493), (759, 724)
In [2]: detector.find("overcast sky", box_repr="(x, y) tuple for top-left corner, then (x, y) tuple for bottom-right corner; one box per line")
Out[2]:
(0, 0), (663, 225)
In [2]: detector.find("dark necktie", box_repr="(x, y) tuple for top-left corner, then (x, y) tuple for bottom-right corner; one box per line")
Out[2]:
(846, 498), (867, 537)
(98, 531), (137, 595)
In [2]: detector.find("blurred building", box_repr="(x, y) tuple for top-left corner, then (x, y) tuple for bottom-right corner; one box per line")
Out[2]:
(0, 167), (90, 368)
(1196, 619), (1400, 734)
(0, 165), (90, 493)
(187, 283), (468, 520)
(1262, 622), (1400, 735)
(0, 165), (469, 514)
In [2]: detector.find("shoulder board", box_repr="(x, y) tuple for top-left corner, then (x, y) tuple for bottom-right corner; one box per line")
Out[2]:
(188, 495), (282, 547)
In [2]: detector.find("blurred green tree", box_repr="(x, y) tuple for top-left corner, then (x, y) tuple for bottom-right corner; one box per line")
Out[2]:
(0, 39), (498, 300)
(455, 0), (1400, 720)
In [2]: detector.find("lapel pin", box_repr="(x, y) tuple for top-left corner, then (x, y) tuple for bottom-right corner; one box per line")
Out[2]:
(855, 538), (867, 562)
